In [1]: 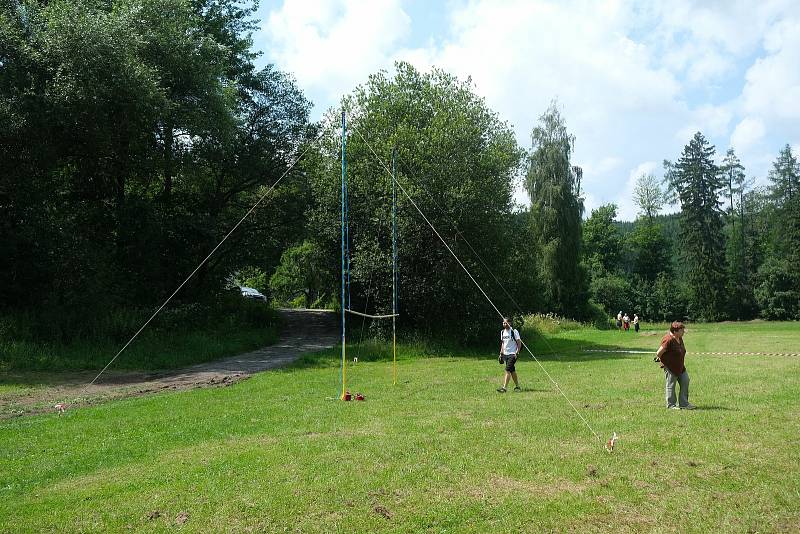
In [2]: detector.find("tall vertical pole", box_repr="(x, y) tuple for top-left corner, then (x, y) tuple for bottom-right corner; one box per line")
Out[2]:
(392, 147), (398, 385)
(345, 158), (351, 313)
(340, 111), (347, 400)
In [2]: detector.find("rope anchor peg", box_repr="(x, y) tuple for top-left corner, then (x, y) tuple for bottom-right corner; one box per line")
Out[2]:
(605, 432), (619, 453)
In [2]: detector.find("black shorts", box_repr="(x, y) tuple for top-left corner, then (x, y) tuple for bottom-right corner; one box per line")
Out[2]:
(502, 355), (517, 372)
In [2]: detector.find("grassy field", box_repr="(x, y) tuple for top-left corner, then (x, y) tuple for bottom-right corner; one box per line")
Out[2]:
(0, 329), (280, 373)
(1, 321), (798, 532)
(0, 299), (280, 372)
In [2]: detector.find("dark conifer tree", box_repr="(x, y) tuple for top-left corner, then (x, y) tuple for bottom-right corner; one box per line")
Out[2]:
(756, 145), (800, 319)
(719, 148), (752, 318)
(767, 145), (800, 259)
(664, 132), (727, 320)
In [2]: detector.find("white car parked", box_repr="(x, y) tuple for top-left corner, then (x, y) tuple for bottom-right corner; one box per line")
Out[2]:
(240, 286), (267, 301)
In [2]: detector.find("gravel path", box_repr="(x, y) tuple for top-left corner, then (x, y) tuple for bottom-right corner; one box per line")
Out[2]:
(1, 309), (339, 418)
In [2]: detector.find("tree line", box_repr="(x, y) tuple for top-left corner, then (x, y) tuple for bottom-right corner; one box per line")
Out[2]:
(1, 0), (312, 336)
(584, 137), (800, 322)
(2, 1), (797, 349)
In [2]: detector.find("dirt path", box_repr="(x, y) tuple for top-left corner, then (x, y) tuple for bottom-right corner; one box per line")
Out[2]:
(0, 309), (339, 419)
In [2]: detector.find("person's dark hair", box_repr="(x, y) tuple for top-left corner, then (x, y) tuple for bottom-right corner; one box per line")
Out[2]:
(503, 317), (512, 327)
(670, 321), (685, 333)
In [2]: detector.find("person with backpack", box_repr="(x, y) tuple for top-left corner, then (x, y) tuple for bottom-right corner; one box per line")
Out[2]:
(497, 317), (522, 392)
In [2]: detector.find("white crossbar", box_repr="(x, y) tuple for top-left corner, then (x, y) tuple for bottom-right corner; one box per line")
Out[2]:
(345, 309), (399, 319)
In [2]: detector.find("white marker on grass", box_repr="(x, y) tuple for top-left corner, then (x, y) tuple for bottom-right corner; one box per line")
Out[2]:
(605, 432), (619, 453)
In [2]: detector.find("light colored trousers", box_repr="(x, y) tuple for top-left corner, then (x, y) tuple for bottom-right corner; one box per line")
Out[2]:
(664, 368), (690, 408)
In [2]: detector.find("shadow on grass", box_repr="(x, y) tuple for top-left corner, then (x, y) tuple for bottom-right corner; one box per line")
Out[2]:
(287, 335), (656, 372)
(0, 327), (280, 387)
(493, 387), (539, 393)
(1, 331), (656, 387)
(0, 369), (167, 389)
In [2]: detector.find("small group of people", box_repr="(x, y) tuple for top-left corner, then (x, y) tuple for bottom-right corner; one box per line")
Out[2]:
(496, 317), (695, 410)
(615, 311), (640, 332)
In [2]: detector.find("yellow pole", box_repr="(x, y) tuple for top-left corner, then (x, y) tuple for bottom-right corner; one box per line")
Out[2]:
(341, 336), (347, 399)
(393, 319), (397, 385)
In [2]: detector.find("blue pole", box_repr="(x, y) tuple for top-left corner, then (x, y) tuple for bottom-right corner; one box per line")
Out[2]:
(340, 111), (347, 398)
(345, 157), (351, 311)
(392, 147), (398, 315)
(392, 146), (398, 384)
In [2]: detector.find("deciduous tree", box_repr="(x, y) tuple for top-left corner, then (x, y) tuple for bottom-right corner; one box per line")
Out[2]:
(525, 102), (587, 317)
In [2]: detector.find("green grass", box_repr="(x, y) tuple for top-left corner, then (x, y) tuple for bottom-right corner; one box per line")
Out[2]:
(0, 328), (279, 373)
(0, 298), (280, 372)
(1, 321), (799, 532)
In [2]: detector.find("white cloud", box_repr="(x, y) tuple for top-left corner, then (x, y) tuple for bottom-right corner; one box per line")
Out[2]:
(582, 191), (601, 218)
(674, 104), (733, 144)
(581, 157), (624, 181)
(730, 117), (766, 152)
(675, 125), (700, 144)
(262, 0), (411, 106)
(741, 16), (800, 121)
(685, 50), (732, 84)
(696, 104), (734, 137)
(612, 162), (659, 221)
(256, 0), (799, 219)
(394, 0), (687, 218)
(629, 161), (658, 180)
(644, 0), (795, 72)
(414, 0), (683, 134)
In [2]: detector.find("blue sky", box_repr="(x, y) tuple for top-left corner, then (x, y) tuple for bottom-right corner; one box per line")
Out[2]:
(252, 0), (800, 220)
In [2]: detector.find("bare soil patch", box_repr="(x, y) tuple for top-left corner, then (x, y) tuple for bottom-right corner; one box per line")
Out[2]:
(0, 309), (337, 419)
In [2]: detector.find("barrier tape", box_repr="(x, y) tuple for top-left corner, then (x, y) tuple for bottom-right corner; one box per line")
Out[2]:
(583, 349), (799, 356)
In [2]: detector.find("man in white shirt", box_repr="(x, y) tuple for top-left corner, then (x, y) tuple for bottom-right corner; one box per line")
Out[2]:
(497, 317), (522, 392)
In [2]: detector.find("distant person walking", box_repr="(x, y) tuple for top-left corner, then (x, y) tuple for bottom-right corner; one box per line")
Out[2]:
(616, 311), (623, 330)
(623, 313), (630, 331)
(633, 314), (640, 333)
(655, 321), (695, 410)
(497, 317), (522, 393)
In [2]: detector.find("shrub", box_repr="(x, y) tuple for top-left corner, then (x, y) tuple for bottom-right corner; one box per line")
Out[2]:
(588, 272), (634, 317)
(270, 240), (331, 307)
(521, 312), (587, 336)
(755, 258), (800, 320)
(232, 266), (269, 295)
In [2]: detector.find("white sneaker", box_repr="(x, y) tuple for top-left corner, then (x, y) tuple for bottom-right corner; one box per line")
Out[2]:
(668, 405), (680, 410)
